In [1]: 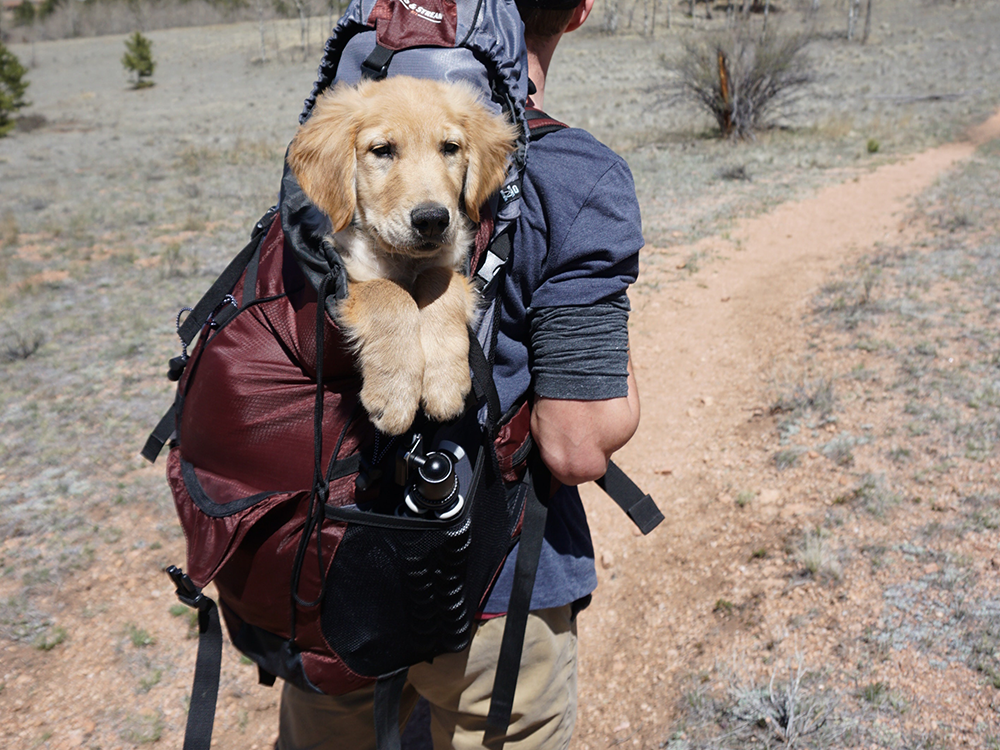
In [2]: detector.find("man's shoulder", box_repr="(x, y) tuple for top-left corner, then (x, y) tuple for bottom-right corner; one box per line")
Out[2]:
(528, 124), (626, 173)
(525, 125), (636, 208)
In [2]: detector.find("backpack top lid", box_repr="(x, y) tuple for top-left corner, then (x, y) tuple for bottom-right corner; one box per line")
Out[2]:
(282, 0), (530, 312)
(300, 0), (529, 135)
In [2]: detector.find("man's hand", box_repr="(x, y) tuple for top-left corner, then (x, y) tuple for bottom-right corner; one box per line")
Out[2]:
(530, 358), (640, 486)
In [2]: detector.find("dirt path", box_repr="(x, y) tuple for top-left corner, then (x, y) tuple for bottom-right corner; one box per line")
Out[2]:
(571, 109), (1000, 748)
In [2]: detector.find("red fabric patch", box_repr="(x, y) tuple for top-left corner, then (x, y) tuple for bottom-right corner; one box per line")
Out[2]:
(469, 201), (495, 275)
(368, 0), (457, 51)
(494, 400), (531, 483)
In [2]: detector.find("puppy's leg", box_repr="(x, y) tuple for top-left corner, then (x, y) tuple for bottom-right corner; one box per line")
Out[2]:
(413, 267), (477, 423)
(338, 279), (424, 435)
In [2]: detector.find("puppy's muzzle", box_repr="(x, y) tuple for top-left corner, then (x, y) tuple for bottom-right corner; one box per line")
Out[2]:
(411, 203), (451, 242)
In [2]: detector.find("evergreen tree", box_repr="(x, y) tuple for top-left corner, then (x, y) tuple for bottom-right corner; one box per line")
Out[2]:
(13, 0), (37, 27)
(0, 43), (30, 138)
(122, 32), (155, 89)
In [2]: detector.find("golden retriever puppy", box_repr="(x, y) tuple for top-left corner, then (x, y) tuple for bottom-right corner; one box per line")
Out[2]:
(287, 76), (517, 435)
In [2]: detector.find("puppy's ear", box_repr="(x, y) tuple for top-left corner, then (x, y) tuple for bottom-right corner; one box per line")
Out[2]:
(462, 105), (517, 224)
(288, 84), (360, 232)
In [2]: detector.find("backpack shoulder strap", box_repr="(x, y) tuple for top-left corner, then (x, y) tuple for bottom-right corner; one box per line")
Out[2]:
(484, 452), (550, 749)
(525, 108), (567, 140)
(469, 108), (564, 349)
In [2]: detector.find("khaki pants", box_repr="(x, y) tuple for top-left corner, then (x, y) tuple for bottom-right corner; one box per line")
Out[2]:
(277, 606), (578, 750)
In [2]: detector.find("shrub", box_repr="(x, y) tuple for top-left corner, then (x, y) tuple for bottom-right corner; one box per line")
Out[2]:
(0, 43), (30, 138)
(2, 329), (46, 362)
(33, 624), (67, 651)
(663, 22), (813, 140)
(13, 0), (37, 26)
(37, 0), (63, 19)
(122, 31), (156, 89)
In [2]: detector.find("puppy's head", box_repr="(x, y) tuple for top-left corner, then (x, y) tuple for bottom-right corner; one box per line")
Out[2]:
(287, 76), (517, 257)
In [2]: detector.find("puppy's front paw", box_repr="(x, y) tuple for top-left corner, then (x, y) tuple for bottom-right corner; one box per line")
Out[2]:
(422, 358), (471, 423)
(413, 268), (476, 424)
(340, 278), (424, 435)
(361, 371), (422, 435)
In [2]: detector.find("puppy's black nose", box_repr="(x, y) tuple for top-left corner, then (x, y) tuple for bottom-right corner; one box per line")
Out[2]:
(411, 203), (450, 238)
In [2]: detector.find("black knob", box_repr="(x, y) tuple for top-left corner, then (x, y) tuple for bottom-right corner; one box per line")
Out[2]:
(416, 452), (456, 503)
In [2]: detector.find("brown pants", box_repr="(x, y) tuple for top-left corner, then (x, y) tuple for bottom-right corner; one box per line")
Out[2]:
(277, 606), (578, 750)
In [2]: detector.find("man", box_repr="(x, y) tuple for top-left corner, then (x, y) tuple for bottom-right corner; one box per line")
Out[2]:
(278, 0), (642, 746)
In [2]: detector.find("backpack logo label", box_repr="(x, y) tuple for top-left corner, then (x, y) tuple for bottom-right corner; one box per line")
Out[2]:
(500, 183), (520, 204)
(401, 0), (443, 23)
(370, 0), (457, 48)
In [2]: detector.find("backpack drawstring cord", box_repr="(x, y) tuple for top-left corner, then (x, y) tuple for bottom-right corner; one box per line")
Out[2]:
(289, 272), (336, 639)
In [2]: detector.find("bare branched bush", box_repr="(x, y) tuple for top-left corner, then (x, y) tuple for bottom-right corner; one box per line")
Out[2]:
(2, 329), (45, 362)
(663, 22), (813, 140)
(666, 658), (851, 749)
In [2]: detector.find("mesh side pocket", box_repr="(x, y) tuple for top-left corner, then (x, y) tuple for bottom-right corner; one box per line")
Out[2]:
(320, 447), (515, 677)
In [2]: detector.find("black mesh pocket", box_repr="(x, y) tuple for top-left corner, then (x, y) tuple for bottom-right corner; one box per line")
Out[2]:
(319, 445), (516, 678)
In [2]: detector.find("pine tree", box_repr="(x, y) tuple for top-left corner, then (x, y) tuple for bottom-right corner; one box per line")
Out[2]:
(0, 43), (30, 138)
(13, 0), (37, 27)
(122, 32), (155, 89)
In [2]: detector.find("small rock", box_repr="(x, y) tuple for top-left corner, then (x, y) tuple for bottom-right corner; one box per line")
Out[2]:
(923, 563), (940, 575)
(759, 489), (781, 505)
(701, 396), (714, 407)
(601, 551), (615, 569)
(780, 503), (809, 520)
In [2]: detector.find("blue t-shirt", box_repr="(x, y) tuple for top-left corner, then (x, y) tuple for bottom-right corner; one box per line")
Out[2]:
(482, 125), (643, 614)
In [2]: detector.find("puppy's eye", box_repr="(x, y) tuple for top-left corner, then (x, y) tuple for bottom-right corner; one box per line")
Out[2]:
(370, 143), (393, 158)
(442, 142), (461, 155)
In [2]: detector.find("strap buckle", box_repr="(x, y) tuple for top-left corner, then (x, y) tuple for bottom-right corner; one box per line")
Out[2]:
(360, 44), (394, 81)
(166, 565), (208, 610)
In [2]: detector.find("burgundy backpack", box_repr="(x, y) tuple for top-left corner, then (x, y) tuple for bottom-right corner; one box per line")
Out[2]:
(141, 3), (662, 747)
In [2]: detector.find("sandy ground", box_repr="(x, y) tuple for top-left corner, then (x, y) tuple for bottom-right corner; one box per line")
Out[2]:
(3, 2), (1000, 748)
(572, 109), (1000, 749)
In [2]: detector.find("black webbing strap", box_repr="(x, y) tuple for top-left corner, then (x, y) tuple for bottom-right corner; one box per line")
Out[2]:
(596, 461), (664, 535)
(373, 669), (409, 750)
(141, 405), (177, 464)
(176, 205), (275, 349)
(242, 242), (261, 310)
(361, 43), (395, 80)
(468, 328), (501, 427)
(184, 600), (223, 750)
(484, 457), (550, 749)
(165, 566), (223, 750)
(176, 233), (262, 347)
